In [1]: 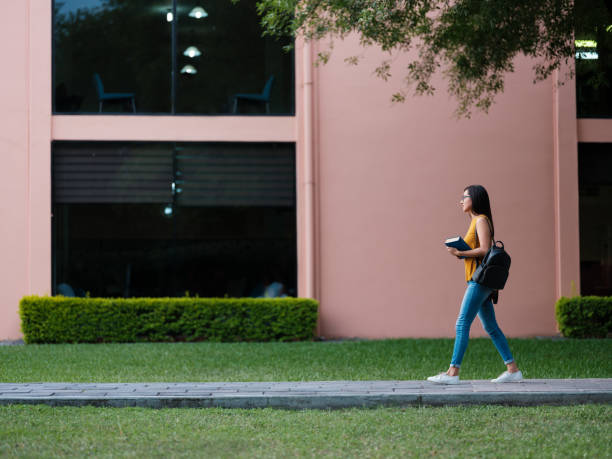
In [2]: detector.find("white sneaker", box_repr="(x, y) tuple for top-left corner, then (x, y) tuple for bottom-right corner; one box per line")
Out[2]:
(491, 370), (524, 383)
(427, 373), (460, 385)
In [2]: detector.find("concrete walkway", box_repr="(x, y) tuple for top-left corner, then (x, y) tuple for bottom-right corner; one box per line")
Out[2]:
(0, 379), (610, 409)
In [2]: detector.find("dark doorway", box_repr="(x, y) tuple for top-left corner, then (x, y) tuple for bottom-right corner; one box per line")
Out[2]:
(578, 142), (612, 295)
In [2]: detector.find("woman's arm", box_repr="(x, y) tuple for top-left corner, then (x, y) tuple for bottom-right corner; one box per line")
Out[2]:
(455, 247), (488, 258)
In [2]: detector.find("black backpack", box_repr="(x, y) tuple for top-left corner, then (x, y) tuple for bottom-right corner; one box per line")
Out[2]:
(472, 240), (511, 291)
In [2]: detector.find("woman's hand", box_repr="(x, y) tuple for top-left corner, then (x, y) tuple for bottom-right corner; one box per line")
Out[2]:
(447, 247), (461, 258)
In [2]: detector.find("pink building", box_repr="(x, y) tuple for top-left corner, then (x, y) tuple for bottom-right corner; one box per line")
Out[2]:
(1, 1), (611, 340)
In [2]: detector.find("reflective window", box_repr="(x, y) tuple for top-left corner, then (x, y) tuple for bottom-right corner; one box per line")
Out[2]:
(175, 1), (294, 114)
(52, 141), (297, 298)
(578, 143), (612, 296)
(575, 3), (612, 117)
(53, 0), (294, 115)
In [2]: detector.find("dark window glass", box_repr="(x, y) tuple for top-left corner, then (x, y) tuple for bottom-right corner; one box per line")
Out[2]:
(176, 1), (294, 114)
(52, 141), (297, 298)
(53, 0), (294, 115)
(53, 0), (172, 113)
(578, 143), (612, 296)
(575, 2), (612, 117)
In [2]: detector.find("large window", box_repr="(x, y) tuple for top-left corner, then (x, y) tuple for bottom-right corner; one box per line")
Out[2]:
(578, 143), (612, 296)
(52, 141), (297, 298)
(53, 0), (294, 115)
(575, 2), (612, 117)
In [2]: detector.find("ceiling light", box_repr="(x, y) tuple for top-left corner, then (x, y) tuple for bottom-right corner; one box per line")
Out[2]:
(180, 65), (197, 75)
(183, 46), (202, 58)
(189, 7), (208, 19)
(576, 51), (599, 60)
(575, 40), (597, 48)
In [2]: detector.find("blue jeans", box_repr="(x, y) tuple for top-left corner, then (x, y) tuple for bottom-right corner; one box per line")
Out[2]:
(450, 281), (514, 368)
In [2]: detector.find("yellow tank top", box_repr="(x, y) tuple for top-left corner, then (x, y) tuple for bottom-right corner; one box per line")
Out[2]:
(464, 215), (491, 282)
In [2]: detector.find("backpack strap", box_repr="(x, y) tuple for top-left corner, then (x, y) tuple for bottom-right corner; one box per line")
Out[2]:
(476, 216), (501, 297)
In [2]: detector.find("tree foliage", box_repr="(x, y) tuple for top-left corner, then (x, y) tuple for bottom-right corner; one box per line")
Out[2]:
(252, 0), (611, 117)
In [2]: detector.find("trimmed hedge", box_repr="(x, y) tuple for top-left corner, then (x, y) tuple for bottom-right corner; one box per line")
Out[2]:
(19, 296), (319, 344)
(555, 296), (612, 338)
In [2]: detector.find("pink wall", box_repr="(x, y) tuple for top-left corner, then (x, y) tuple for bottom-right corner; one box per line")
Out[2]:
(0, 3), (29, 339)
(0, 2), (52, 339)
(0, 6), (602, 340)
(311, 37), (579, 338)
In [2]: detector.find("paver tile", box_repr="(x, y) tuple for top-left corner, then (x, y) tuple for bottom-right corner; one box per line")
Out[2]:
(0, 379), (609, 409)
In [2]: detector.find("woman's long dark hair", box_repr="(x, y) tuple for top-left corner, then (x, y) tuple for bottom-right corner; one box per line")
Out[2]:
(464, 184), (494, 240)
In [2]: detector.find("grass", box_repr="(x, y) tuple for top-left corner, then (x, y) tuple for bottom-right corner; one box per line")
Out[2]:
(1, 339), (610, 457)
(1, 404), (610, 458)
(0, 338), (610, 382)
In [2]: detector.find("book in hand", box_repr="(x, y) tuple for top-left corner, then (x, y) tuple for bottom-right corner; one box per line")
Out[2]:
(445, 236), (471, 259)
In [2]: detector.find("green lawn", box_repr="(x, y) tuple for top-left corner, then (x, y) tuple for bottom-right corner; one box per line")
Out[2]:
(0, 338), (610, 382)
(1, 339), (610, 458)
(1, 404), (610, 458)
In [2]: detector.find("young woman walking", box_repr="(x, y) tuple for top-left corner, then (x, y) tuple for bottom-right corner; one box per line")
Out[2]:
(427, 185), (523, 384)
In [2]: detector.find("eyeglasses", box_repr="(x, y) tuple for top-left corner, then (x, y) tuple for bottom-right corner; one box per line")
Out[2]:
(461, 195), (471, 201)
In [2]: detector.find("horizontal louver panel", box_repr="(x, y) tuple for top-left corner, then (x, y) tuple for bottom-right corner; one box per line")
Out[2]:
(53, 144), (173, 204)
(176, 149), (295, 207)
(53, 143), (295, 207)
